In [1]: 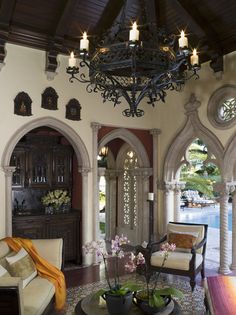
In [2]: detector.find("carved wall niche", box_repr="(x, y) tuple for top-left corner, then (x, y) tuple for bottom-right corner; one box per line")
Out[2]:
(41, 87), (58, 110)
(14, 92), (32, 116)
(66, 98), (81, 121)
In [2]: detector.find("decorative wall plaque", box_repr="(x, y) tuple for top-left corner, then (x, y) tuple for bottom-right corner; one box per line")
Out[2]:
(66, 98), (81, 121)
(14, 92), (32, 116)
(41, 87), (58, 110)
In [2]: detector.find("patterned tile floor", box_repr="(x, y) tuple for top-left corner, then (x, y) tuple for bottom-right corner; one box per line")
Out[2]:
(64, 274), (205, 315)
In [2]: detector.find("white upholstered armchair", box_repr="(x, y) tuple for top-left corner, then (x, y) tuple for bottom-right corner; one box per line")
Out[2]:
(137, 222), (208, 291)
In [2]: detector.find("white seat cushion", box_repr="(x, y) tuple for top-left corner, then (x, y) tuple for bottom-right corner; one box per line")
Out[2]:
(151, 251), (203, 271)
(23, 276), (55, 315)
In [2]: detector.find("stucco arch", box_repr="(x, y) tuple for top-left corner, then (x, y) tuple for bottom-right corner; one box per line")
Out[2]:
(163, 94), (224, 182)
(1, 116), (91, 240)
(224, 132), (236, 179)
(1, 116), (90, 169)
(98, 128), (150, 168)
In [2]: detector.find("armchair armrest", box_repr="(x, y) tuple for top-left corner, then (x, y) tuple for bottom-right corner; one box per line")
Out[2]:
(32, 238), (64, 270)
(0, 277), (24, 315)
(191, 236), (207, 254)
(147, 235), (167, 253)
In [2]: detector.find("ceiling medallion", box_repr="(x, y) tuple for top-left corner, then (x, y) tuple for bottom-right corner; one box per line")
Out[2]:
(66, 2), (200, 118)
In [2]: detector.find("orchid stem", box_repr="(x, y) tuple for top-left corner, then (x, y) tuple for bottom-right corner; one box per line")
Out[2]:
(103, 254), (112, 290)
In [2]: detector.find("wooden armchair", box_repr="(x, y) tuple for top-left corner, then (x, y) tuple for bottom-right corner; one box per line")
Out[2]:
(136, 222), (208, 291)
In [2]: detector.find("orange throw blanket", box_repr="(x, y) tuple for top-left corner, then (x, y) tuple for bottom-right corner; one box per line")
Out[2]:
(3, 237), (66, 311)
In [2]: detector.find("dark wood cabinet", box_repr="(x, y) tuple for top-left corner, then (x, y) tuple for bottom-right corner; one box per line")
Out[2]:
(10, 135), (73, 213)
(12, 212), (81, 263)
(10, 148), (27, 188)
(11, 131), (81, 264)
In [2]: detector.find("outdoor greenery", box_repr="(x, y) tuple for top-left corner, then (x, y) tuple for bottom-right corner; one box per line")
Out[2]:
(100, 222), (105, 234)
(180, 138), (221, 198)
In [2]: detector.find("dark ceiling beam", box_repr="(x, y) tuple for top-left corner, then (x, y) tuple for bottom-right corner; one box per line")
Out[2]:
(0, 0), (16, 64)
(46, 0), (78, 76)
(92, 0), (125, 35)
(0, 0), (16, 28)
(53, 0), (78, 39)
(145, 0), (159, 26)
(173, 0), (223, 72)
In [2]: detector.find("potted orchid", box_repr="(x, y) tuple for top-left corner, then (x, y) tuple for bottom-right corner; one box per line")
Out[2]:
(83, 235), (142, 315)
(125, 242), (184, 314)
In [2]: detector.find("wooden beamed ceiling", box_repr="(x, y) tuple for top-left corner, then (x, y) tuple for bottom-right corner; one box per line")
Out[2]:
(0, 0), (236, 72)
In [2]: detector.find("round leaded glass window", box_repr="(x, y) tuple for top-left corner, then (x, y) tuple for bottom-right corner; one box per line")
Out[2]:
(207, 85), (236, 129)
(218, 98), (236, 122)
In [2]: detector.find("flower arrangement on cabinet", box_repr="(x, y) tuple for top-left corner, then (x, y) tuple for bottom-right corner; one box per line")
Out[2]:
(41, 190), (70, 209)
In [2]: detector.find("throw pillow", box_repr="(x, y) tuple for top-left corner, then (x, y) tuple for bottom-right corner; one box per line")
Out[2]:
(6, 248), (37, 288)
(168, 232), (197, 252)
(0, 265), (11, 277)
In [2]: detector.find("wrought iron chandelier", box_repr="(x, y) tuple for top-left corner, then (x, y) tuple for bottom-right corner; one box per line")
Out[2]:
(66, 1), (200, 117)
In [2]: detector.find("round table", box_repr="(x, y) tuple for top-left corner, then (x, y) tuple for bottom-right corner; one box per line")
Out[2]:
(74, 294), (182, 315)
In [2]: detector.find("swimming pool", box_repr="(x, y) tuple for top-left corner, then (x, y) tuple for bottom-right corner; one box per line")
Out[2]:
(180, 207), (232, 231)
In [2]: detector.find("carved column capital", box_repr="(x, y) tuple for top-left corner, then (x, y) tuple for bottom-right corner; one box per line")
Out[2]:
(150, 129), (161, 137)
(214, 182), (235, 197)
(174, 181), (186, 193)
(90, 122), (101, 133)
(1, 166), (15, 177)
(78, 167), (91, 176)
(105, 169), (120, 180)
(132, 168), (153, 180)
(164, 182), (175, 193)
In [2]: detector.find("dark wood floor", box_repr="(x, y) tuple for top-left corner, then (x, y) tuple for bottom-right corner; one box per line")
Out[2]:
(64, 259), (224, 289)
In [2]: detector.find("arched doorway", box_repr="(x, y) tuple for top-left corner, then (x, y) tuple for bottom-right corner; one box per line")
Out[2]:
(98, 128), (152, 244)
(1, 117), (91, 263)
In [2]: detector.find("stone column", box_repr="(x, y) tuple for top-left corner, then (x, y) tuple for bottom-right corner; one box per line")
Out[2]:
(214, 182), (234, 274)
(174, 182), (185, 222)
(98, 167), (106, 239)
(90, 122), (101, 241)
(163, 182), (175, 232)
(105, 170), (118, 241)
(2, 166), (15, 236)
(78, 167), (92, 265)
(150, 129), (161, 236)
(231, 189), (236, 270)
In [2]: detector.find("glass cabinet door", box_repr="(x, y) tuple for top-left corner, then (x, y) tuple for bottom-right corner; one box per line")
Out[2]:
(29, 149), (51, 187)
(53, 147), (72, 187)
(10, 149), (26, 187)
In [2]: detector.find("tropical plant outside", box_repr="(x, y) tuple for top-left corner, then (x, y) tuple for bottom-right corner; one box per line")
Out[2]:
(180, 138), (221, 199)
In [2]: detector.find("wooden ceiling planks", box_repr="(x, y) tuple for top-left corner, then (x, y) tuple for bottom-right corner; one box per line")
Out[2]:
(0, 0), (235, 68)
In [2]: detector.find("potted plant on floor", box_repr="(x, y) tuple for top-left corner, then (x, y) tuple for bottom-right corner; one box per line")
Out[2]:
(125, 242), (184, 314)
(83, 235), (142, 315)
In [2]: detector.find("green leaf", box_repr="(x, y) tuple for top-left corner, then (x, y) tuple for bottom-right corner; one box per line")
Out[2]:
(149, 294), (165, 308)
(94, 289), (107, 297)
(120, 282), (142, 292)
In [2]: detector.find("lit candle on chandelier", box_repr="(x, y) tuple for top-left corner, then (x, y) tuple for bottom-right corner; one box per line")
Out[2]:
(178, 30), (188, 48)
(148, 192), (154, 201)
(80, 32), (89, 51)
(129, 21), (139, 41)
(190, 48), (199, 66)
(68, 51), (76, 67)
